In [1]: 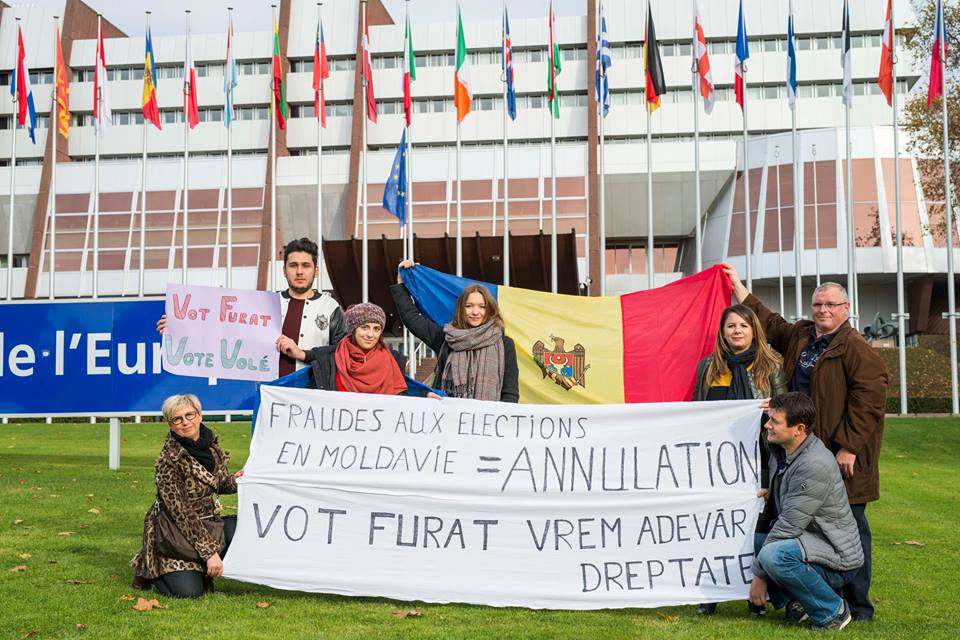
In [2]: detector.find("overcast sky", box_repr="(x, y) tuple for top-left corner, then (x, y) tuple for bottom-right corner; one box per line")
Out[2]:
(7, 0), (585, 37)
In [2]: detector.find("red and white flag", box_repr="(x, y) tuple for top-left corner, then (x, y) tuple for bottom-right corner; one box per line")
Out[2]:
(694, 6), (715, 114)
(183, 32), (199, 129)
(362, 5), (377, 123)
(93, 23), (112, 129)
(878, 0), (894, 106)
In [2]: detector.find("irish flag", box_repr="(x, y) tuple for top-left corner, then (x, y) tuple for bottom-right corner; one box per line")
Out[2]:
(400, 265), (732, 404)
(454, 5), (472, 123)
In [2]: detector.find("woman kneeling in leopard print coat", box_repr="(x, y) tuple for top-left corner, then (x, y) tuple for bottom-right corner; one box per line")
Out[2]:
(130, 394), (243, 598)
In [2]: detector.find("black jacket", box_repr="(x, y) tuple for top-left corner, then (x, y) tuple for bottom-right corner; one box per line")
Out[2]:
(304, 341), (426, 396)
(390, 283), (519, 402)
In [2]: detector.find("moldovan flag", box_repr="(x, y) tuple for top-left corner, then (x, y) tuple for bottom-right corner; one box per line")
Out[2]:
(454, 4), (472, 123)
(399, 265), (731, 404)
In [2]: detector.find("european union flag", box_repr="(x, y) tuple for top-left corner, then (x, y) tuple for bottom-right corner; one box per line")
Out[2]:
(382, 130), (407, 226)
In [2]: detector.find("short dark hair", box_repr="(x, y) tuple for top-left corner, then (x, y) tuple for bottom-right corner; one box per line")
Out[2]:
(283, 238), (318, 265)
(768, 392), (816, 433)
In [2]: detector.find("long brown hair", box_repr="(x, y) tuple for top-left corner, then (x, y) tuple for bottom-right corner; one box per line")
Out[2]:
(706, 304), (783, 395)
(451, 284), (503, 330)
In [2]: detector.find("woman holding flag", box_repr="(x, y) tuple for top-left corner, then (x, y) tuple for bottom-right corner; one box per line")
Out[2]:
(692, 303), (787, 616)
(392, 260), (518, 403)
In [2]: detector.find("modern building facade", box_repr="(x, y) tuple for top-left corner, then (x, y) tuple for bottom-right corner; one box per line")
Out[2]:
(0, 0), (950, 334)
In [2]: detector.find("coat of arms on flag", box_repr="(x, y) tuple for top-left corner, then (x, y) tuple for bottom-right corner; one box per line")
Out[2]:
(533, 335), (588, 391)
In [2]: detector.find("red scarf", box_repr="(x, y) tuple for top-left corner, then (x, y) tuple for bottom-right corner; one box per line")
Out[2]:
(333, 336), (408, 395)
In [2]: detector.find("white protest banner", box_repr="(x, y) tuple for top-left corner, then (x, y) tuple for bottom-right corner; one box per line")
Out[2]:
(224, 387), (764, 609)
(162, 283), (281, 382)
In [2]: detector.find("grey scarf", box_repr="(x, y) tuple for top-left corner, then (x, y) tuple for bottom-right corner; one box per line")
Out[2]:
(441, 321), (505, 401)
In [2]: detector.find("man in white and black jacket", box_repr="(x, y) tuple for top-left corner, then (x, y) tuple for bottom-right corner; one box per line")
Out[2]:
(273, 238), (346, 376)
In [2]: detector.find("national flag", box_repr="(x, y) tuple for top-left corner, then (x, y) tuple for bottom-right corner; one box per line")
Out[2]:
(454, 4), (472, 123)
(93, 23), (112, 129)
(55, 27), (70, 139)
(878, 0), (894, 106)
(400, 264), (732, 404)
(9, 25), (38, 144)
(142, 26), (161, 130)
(735, 0), (749, 111)
(225, 15), (238, 128)
(382, 130), (408, 226)
(787, 2), (798, 111)
(503, 6), (516, 120)
(183, 32), (199, 129)
(272, 17), (288, 129)
(313, 20), (329, 127)
(547, 1), (562, 119)
(595, 2), (611, 118)
(928, 0), (947, 107)
(402, 14), (416, 127)
(693, 4), (714, 114)
(643, 3), (665, 113)
(362, 5), (377, 123)
(841, 0), (852, 107)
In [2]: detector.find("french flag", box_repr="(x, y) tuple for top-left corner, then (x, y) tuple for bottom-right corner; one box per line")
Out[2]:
(734, 0), (749, 112)
(9, 25), (38, 144)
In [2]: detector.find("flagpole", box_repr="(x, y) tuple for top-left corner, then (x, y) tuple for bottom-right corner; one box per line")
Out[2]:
(792, 118), (803, 318)
(6, 17), (17, 301)
(775, 145), (785, 315)
(404, 0), (415, 376)
(502, 2), (510, 287)
(891, 0), (907, 415)
(598, 0), (606, 294)
(550, 105), (557, 292)
(270, 5), (279, 292)
(812, 143), (821, 286)
(50, 16), (59, 300)
(227, 8), (235, 288)
(842, 1), (856, 327)
(316, 3), (325, 291)
(691, 1), (701, 274)
(93, 15), (101, 299)
(742, 78), (751, 290)
(138, 13), (151, 296)
(645, 0), (654, 289)
(937, 2), (958, 414)
(361, 0), (370, 300)
(183, 10), (191, 286)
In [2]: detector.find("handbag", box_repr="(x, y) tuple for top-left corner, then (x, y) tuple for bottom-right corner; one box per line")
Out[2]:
(154, 499), (225, 563)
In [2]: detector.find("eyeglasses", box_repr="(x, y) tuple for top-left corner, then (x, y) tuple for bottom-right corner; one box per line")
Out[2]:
(169, 410), (198, 426)
(811, 302), (848, 310)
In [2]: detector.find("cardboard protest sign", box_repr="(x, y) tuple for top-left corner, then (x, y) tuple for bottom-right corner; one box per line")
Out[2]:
(224, 387), (764, 609)
(162, 283), (281, 382)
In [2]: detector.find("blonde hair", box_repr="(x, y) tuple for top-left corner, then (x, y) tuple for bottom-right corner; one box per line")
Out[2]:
(161, 394), (202, 423)
(451, 284), (504, 330)
(706, 305), (783, 396)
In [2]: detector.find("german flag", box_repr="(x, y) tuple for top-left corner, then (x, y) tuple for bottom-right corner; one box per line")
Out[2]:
(643, 4), (666, 112)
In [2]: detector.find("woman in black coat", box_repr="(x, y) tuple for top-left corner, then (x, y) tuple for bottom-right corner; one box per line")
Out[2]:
(391, 260), (519, 402)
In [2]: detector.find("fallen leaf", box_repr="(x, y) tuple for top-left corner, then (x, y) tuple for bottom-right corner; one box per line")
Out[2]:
(656, 611), (679, 622)
(132, 597), (164, 612)
(57, 532), (74, 537)
(110, 575), (119, 581)
(75, 624), (87, 631)
(904, 540), (925, 546)
(85, 495), (94, 501)
(18, 479), (25, 485)
(87, 508), (100, 515)
(10, 565), (28, 572)
(119, 594), (135, 601)
(48, 560), (58, 564)
(13, 518), (24, 525)
(390, 610), (422, 619)
(65, 580), (94, 585)
(19, 631), (37, 639)
(79, 524), (89, 529)
(17, 553), (31, 560)
(256, 601), (271, 609)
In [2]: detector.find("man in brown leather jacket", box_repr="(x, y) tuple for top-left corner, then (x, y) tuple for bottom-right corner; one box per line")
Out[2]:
(723, 265), (888, 623)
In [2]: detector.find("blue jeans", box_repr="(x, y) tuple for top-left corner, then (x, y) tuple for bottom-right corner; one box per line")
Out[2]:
(754, 534), (845, 625)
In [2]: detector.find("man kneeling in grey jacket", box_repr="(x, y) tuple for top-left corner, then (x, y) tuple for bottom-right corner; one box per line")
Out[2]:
(749, 392), (864, 631)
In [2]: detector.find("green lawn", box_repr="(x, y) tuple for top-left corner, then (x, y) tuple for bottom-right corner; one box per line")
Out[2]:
(1, 418), (955, 639)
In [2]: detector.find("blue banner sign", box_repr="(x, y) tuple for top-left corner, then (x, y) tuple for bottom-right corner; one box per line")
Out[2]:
(0, 299), (259, 416)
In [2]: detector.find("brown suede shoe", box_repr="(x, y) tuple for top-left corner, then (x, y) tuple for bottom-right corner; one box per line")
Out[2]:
(131, 575), (152, 591)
